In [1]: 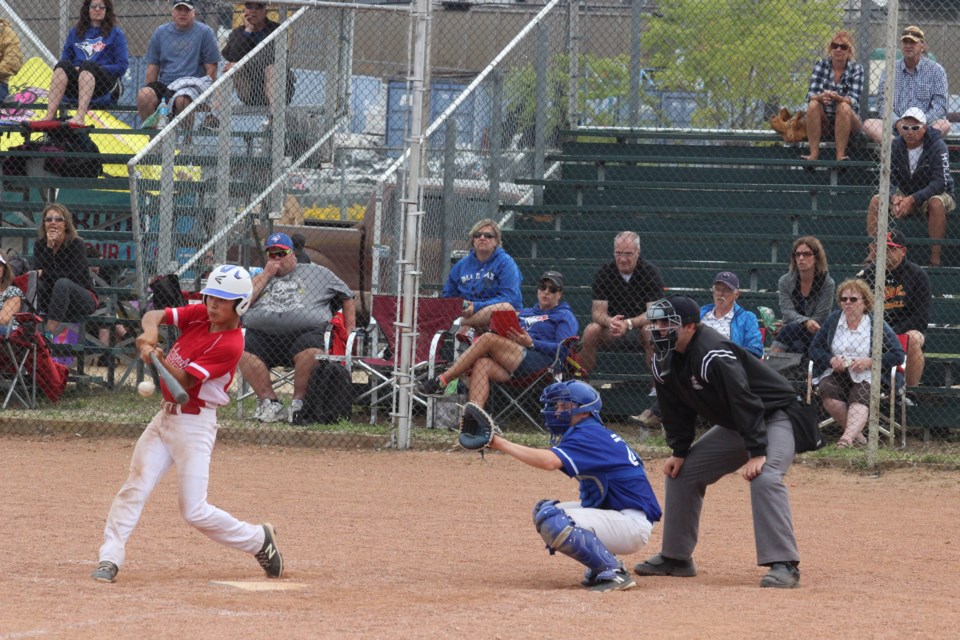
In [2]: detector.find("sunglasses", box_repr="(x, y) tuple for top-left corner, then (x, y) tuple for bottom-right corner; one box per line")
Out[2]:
(89, 3), (106, 9)
(538, 284), (561, 294)
(244, 2), (266, 8)
(900, 124), (923, 132)
(45, 216), (65, 222)
(266, 249), (291, 258)
(830, 42), (849, 51)
(794, 250), (815, 258)
(840, 296), (861, 303)
(473, 232), (496, 240)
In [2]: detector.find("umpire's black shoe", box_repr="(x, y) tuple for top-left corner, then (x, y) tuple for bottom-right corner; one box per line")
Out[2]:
(416, 375), (444, 396)
(634, 553), (697, 577)
(255, 524), (284, 578)
(91, 561), (118, 583)
(760, 562), (800, 589)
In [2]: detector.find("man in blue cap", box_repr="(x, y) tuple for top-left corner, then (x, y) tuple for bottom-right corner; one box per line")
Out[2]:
(238, 232), (355, 423)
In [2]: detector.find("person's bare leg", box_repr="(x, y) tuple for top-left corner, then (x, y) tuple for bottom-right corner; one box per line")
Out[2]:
(834, 102), (861, 160)
(440, 332), (523, 383)
(578, 322), (607, 372)
(137, 87), (159, 122)
(927, 199), (947, 266)
(802, 100), (823, 160)
(238, 352), (277, 400)
(292, 348), (322, 401)
(43, 68), (69, 120)
(71, 70), (96, 124)
(866, 194), (881, 237)
(905, 331), (925, 387)
(460, 301), (515, 330)
(821, 396), (848, 429)
(840, 402), (869, 445)
(862, 118), (883, 143)
(467, 357), (512, 408)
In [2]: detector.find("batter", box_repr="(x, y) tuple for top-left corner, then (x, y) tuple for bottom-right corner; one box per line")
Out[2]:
(91, 265), (283, 583)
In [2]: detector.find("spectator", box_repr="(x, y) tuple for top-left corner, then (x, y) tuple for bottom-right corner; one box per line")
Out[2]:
(633, 270), (762, 428)
(857, 229), (930, 388)
(85, 244), (127, 363)
(578, 231), (664, 374)
(442, 218), (522, 332)
(770, 236), (836, 355)
(801, 31), (863, 162)
(809, 279), (904, 447)
(137, 0), (220, 128)
(0, 254), (23, 335)
(41, 0), (129, 126)
(238, 232), (355, 424)
(219, 2), (295, 115)
(417, 270), (578, 410)
(33, 204), (97, 341)
(0, 18), (23, 103)
(865, 108), (954, 267)
(863, 26), (950, 143)
(291, 233), (310, 264)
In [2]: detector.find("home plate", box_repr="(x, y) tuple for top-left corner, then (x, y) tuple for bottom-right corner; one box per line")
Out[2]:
(210, 580), (307, 591)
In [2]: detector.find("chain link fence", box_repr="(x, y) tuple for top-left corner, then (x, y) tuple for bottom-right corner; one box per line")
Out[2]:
(0, 0), (958, 457)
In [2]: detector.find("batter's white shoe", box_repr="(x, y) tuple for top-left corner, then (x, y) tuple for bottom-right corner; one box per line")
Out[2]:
(255, 524), (284, 578)
(91, 561), (118, 583)
(258, 400), (286, 423)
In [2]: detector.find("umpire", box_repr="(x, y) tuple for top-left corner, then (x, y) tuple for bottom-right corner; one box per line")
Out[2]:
(634, 295), (803, 589)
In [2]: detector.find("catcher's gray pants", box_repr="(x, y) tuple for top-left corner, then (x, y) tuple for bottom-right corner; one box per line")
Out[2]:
(660, 410), (799, 566)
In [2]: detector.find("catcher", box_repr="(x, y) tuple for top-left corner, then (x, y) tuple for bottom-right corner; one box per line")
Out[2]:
(465, 380), (661, 592)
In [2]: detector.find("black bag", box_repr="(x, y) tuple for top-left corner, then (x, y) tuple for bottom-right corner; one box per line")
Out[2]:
(296, 360), (353, 425)
(150, 273), (186, 310)
(2, 128), (102, 179)
(783, 399), (824, 454)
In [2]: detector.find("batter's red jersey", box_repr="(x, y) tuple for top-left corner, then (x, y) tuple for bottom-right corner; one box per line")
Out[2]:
(162, 304), (244, 410)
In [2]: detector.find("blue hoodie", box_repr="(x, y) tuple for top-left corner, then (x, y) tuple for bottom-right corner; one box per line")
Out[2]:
(519, 301), (579, 355)
(700, 302), (764, 358)
(60, 25), (129, 78)
(442, 246), (522, 311)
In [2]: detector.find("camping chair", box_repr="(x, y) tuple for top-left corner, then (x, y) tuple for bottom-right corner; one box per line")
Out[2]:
(488, 336), (581, 431)
(0, 313), (70, 408)
(350, 295), (464, 424)
(805, 333), (908, 447)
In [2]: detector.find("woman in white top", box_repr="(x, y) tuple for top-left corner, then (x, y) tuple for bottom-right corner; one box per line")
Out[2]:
(809, 279), (905, 447)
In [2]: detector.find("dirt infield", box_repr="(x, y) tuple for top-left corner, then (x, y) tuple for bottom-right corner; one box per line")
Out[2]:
(5, 435), (960, 639)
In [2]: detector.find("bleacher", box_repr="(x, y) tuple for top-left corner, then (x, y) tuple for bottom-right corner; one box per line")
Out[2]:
(500, 128), (960, 430)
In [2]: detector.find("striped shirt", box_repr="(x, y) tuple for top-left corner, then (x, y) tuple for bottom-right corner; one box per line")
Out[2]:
(805, 58), (864, 115)
(876, 56), (949, 123)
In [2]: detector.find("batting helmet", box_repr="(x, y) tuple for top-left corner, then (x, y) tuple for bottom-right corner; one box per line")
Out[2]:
(200, 264), (253, 316)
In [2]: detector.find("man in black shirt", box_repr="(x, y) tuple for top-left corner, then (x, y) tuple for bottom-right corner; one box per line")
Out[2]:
(633, 296), (803, 589)
(578, 231), (664, 374)
(220, 2), (295, 110)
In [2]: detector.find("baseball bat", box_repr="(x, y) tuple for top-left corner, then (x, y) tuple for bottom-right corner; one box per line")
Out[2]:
(150, 352), (190, 405)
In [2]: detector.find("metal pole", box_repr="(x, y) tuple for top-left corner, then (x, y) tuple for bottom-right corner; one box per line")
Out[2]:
(857, 0), (872, 119)
(628, 0), (642, 127)
(567, 0), (580, 130)
(441, 118), (457, 285)
(867, 0), (899, 467)
(533, 22), (547, 206)
(487, 71), (503, 218)
(396, 0), (432, 449)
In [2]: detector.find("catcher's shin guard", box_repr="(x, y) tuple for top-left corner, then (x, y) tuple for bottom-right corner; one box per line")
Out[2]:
(533, 500), (618, 574)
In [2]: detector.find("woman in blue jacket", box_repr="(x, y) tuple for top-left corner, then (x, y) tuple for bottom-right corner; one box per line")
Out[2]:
(442, 218), (522, 331)
(419, 271), (578, 409)
(42, 0), (129, 125)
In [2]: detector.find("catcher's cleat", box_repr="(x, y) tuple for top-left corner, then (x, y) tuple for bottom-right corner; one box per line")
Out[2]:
(760, 562), (800, 589)
(416, 376), (444, 396)
(255, 524), (284, 578)
(588, 567), (636, 592)
(91, 561), (118, 583)
(634, 553), (697, 578)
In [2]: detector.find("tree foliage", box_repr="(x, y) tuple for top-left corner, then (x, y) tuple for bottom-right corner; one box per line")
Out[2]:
(642, 0), (843, 128)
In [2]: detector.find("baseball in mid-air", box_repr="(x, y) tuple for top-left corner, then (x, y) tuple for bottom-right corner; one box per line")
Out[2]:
(137, 380), (156, 397)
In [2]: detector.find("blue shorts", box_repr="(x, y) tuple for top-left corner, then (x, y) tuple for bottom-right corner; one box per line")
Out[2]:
(511, 348), (555, 378)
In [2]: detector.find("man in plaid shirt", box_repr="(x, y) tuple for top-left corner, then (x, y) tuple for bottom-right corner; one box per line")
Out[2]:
(863, 25), (949, 143)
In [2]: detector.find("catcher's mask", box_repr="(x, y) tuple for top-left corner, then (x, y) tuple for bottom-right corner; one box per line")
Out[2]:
(646, 296), (700, 363)
(539, 380), (602, 437)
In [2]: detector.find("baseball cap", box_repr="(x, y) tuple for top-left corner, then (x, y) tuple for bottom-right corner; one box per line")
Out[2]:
(266, 232), (293, 251)
(173, 0), (194, 9)
(667, 295), (701, 325)
(886, 229), (908, 249)
(713, 271), (740, 291)
(900, 107), (927, 125)
(901, 25), (924, 42)
(539, 270), (564, 290)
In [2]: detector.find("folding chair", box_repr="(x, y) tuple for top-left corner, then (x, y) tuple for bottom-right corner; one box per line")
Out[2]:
(350, 295), (464, 424)
(490, 336), (581, 430)
(0, 315), (38, 409)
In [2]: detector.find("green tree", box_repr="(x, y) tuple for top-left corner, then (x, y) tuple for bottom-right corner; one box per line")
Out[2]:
(643, 0), (843, 128)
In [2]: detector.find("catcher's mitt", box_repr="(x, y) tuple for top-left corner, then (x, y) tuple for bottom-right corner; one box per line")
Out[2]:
(458, 402), (503, 451)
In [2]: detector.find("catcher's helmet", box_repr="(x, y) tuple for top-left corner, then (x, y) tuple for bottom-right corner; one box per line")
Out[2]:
(646, 295), (700, 359)
(200, 264), (253, 316)
(539, 380), (602, 436)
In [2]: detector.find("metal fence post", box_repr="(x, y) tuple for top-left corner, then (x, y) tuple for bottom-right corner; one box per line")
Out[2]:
(441, 118), (457, 285)
(628, 0), (642, 128)
(534, 22), (548, 206)
(488, 70), (503, 218)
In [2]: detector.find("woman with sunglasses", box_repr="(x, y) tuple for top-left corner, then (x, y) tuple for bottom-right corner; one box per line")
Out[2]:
(33, 204), (98, 341)
(41, 0), (129, 125)
(801, 31), (863, 162)
(770, 236), (835, 355)
(809, 279), (904, 447)
(419, 271), (577, 409)
(442, 218), (522, 332)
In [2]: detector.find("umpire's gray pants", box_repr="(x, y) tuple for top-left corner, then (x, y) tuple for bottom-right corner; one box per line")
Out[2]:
(660, 410), (800, 566)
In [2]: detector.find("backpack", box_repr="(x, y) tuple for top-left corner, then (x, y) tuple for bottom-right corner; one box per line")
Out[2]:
(296, 360), (353, 425)
(1, 127), (102, 179)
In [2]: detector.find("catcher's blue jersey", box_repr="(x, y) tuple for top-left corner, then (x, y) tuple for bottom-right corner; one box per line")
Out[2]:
(551, 416), (662, 521)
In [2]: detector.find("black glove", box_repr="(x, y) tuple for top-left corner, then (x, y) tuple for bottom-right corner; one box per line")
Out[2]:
(458, 402), (502, 451)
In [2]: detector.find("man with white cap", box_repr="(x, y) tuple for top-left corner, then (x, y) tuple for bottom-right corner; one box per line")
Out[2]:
(863, 25), (950, 143)
(866, 106), (955, 266)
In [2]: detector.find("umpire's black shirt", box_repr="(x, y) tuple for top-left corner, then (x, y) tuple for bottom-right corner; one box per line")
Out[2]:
(652, 325), (798, 459)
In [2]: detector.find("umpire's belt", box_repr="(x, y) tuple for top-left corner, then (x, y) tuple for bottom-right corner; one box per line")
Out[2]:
(162, 401), (202, 415)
